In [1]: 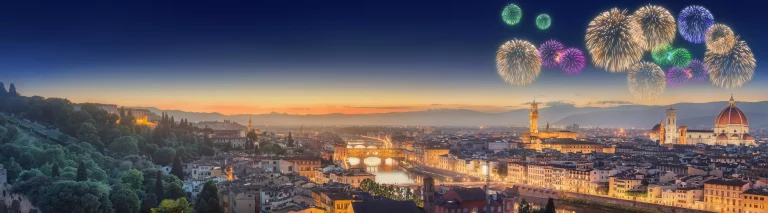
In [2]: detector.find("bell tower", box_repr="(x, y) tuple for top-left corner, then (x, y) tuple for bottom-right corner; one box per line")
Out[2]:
(665, 108), (677, 143)
(530, 99), (539, 134)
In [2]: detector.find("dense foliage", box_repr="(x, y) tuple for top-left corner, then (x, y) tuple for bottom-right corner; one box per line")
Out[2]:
(359, 179), (422, 206)
(0, 83), (216, 213)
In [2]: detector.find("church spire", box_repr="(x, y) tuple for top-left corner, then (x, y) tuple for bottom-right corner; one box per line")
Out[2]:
(248, 118), (252, 132)
(729, 94), (735, 106)
(545, 122), (550, 132)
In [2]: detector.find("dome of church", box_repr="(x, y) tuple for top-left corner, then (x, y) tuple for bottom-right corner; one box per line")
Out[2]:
(716, 133), (728, 140)
(651, 124), (661, 133)
(743, 134), (754, 141)
(715, 96), (748, 127)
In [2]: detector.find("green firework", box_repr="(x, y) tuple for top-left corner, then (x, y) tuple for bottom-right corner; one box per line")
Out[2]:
(502, 4), (522, 25)
(651, 44), (673, 66)
(536, 14), (551, 29)
(669, 48), (692, 67)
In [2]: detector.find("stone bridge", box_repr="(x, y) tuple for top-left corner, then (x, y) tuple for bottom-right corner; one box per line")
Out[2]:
(334, 146), (406, 162)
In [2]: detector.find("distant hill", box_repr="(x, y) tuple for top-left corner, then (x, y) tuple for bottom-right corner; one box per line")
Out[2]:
(131, 101), (768, 128)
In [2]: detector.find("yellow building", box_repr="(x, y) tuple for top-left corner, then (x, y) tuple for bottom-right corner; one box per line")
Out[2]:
(703, 179), (749, 213)
(608, 176), (644, 198)
(313, 190), (357, 213)
(532, 138), (605, 153)
(742, 189), (768, 213)
(424, 148), (450, 167)
(330, 171), (375, 188)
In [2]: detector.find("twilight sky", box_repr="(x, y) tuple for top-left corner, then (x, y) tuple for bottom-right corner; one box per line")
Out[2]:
(0, 0), (765, 115)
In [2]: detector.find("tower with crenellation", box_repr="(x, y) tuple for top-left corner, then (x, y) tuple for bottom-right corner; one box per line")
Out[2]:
(530, 100), (539, 134)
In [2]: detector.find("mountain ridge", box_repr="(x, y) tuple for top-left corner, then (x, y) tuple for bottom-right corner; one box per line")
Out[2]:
(129, 101), (768, 128)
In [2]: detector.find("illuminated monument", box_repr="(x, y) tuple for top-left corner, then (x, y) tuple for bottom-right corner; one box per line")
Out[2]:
(521, 100), (578, 143)
(650, 95), (755, 146)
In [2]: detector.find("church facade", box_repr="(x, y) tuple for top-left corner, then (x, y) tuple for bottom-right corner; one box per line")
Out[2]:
(650, 96), (755, 146)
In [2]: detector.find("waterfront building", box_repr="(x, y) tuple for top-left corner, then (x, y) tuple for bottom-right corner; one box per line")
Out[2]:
(742, 188), (768, 213)
(703, 179), (749, 213)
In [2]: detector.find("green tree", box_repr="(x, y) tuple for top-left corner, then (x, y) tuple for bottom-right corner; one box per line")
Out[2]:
(18, 152), (35, 170)
(140, 193), (158, 213)
(518, 199), (533, 213)
(170, 155), (184, 181)
(10, 175), (52, 206)
(0, 202), (6, 213)
(0, 82), (6, 97)
(544, 198), (555, 213)
(77, 123), (104, 150)
(3, 158), (22, 184)
(206, 197), (224, 213)
(9, 200), (19, 213)
(8, 83), (18, 97)
(166, 183), (186, 200)
(120, 169), (145, 191)
(109, 136), (140, 158)
(496, 162), (509, 178)
(76, 162), (88, 181)
(38, 181), (113, 213)
(111, 189), (140, 213)
(51, 163), (60, 178)
(195, 180), (219, 213)
(287, 132), (294, 147)
(155, 171), (164, 203)
(153, 147), (175, 166)
(151, 198), (193, 213)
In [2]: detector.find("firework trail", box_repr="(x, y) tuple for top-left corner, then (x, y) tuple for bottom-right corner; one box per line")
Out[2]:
(536, 14), (551, 30)
(558, 48), (586, 75)
(706, 39), (756, 88)
(502, 4), (522, 26)
(705, 24), (736, 54)
(685, 59), (708, 83)
(496, 39), (541, 86)
(633, 5), (676, 50)
(586, 8), (646, 72)
(666, 67), (687, 87)
(539, 40), (565, 68)
(628, 61), (666, 100)
(678, 5), (714, 43)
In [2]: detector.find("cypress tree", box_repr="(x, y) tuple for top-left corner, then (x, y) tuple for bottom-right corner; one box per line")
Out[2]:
(0, 82), (6, 97)
(155, 171), (164, 203)
(287, 132), (294, 147)
(544, 198), (555, 213)
(7, 83), (17, 97)
(170, 155), (184, 181)
(52, 163), (60, 178)
(76, 162), (87, 181)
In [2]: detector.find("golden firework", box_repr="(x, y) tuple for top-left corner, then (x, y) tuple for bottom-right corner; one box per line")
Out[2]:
(705, 24), (736, 54)
(628, 61), (666, 100)
(496, 39), (541, 86)
(633, 5), (676, 51)
(706, 39), (756, 89)
(586, 8), (647, 72)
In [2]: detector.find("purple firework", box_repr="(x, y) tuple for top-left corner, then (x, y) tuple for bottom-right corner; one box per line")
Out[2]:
(557, 48), (586, 74)
(678, 5), (714, 43)
(667, 67), (687, 87)
(538, 40), (565, 68)
(685, 59), (708, 83)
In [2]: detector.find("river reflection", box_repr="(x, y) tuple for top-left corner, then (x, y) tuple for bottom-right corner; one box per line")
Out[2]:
(347, 157), (423, 185)
(515, 196), (624, 213)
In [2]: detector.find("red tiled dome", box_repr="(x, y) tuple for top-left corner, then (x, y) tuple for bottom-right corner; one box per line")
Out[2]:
(743, 134), (754, 141)
(716, 133), (728, 140)
(715, 98), (748, 126)
(651, 124), (661, 133)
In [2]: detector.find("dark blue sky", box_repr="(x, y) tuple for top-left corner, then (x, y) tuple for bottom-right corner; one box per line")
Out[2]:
(0, 0), (764, 114)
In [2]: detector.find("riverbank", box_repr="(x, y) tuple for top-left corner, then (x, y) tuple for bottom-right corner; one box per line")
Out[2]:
(559, 197), (663, 213)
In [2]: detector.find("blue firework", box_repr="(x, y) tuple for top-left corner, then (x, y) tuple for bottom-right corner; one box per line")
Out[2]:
(678, 5), (714, 43)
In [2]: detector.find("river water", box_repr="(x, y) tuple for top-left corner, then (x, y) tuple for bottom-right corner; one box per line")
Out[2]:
(347, 156), (422, 185)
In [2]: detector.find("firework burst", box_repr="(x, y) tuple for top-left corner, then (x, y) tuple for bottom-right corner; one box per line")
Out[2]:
(496, 39), (541, 86)
(678, 5), (714, 43)
(685, 59), (708, 83)
(668, 48), (692, 67)
(651, 43), (673, 66)
(705, 24), (736, 54)
(536, 14), (551, 30)
(706, 39), (756, 88)
(558, 48), (586, 75)
(666, 67), (687, 87)
(633, 5), (676, 50)
(502, 4), (522, 26)
(586, 8), (646, 72)
(539, 40), (565, 68)
(628, 61), (666, 100)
